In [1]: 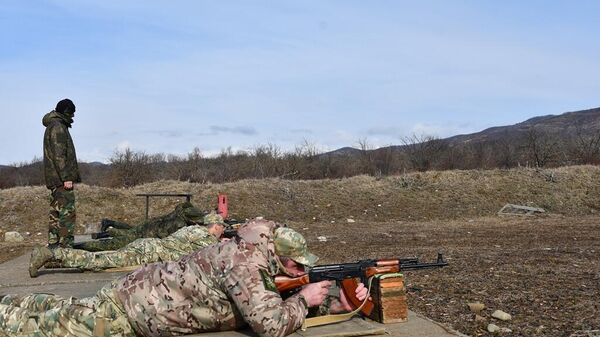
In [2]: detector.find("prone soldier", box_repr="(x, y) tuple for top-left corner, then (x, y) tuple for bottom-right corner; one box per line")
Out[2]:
(28, 213), (226, 277)
(0, 219), (367, 337)
(76, 201), (207, 252)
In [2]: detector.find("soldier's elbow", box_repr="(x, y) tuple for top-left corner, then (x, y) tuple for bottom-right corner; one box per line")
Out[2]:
(251, 321), (297, 337)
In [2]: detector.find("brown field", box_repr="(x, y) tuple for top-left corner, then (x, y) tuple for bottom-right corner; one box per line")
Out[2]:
(303, 215), (600, 337)
(1, 166), (599, 336)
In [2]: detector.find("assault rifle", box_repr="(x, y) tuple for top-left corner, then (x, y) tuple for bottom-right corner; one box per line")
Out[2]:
(274, 253), (448, 316)
(222, 222), (242, 239)
(89, 220), (242, 242)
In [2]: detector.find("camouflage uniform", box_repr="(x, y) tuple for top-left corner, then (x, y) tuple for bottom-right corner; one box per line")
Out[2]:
(0, 283), (135, 337)
(43, 102), (81, 248)
(2, 220), (313, 337)
(51, 225), (217, 271)
(77, 202), (206, 252)
(116, 219), (310, 337)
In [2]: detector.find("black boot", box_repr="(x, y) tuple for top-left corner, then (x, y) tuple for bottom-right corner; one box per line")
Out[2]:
(100, 218), (116, 232)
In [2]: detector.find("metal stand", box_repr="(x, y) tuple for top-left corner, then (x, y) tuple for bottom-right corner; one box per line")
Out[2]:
(135, 193), (192, 219)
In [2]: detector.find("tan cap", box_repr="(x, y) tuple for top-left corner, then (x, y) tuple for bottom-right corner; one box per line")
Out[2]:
(203, 212), (225, 225)
(273, 227), (319, 267)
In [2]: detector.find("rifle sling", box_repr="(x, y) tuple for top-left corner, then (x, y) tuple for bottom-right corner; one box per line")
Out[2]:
(301, 275), (375, 330)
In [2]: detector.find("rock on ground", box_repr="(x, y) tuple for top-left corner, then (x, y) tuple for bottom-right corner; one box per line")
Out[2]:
(492, 310), (512, 321)
(4, 231), (24, 242)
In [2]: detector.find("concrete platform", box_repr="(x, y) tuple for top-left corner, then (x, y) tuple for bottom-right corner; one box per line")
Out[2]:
(0, 248), (465, 337)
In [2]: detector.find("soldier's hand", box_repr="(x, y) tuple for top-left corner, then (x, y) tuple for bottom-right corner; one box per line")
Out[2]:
(338, 282), (370, 312)
(63, 181), (73, 190)
(299, 281), (331, 307)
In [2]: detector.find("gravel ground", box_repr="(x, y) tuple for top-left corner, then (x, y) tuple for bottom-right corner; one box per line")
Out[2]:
(2, 215), (598, 336)
(296, 215), (600, 337)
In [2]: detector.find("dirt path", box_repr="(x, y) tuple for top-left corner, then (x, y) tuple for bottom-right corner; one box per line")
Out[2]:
(0, 243), (36, 264)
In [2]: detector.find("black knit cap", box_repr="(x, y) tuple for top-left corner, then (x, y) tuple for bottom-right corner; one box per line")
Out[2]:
(55, 98), (76, 115)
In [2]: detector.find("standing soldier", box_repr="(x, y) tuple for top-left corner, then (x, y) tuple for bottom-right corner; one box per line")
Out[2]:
(42, 98), (80, 248)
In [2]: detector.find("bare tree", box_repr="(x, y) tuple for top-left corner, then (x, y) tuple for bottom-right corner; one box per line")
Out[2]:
(465, 141), (495, 169)
(357, 138), (376, 175)
(167, 147), (207, 183)
(492, 134), (519, 169)
(295, 139), (321, 158)
(372, 146), (398, 176)
(289, 140), (321, 179)
(436, 145), (463, 170)
(109, 148), (158, 187)
(0, 157), (44, 188)
(401, 134), (447, 172)
(572, 126), (600, 164)
(524, 127), (560, 167)
(250, 143), (282, 178)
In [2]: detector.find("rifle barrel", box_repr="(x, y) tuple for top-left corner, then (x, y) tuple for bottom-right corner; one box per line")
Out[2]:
(399, 253), (448, 270)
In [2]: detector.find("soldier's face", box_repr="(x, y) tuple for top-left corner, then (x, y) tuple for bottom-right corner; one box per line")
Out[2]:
(208, 224), (225, 238)
(280, 257), (306, 277)
(66, 105), (75, 117)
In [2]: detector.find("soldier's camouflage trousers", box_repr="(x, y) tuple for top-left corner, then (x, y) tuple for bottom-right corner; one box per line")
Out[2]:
(48, 187), (76, 248)
(0, 285), (135, 337)
(76, 227), (145, 252)
(74, 234), (133, 252)
(54, 237), (180, 271)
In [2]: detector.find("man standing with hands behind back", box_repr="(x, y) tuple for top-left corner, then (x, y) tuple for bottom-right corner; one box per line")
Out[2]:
(42, 98), (81, 248)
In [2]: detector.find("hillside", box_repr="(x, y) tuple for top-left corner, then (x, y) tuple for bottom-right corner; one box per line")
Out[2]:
(3, 107), (600, 189)
(446, 107), (600, 145)
(324, 106), (600, 155)
(1, 165), (599, 237)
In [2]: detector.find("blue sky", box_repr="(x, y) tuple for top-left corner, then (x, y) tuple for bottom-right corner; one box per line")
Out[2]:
(1, 1), (599, 165)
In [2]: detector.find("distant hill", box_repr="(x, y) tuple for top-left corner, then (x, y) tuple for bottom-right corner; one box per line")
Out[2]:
(323, 107), (600, 155)
(3, 106), (599, 188)
(323, 147), (363, 157)
(86, 161), (108, 167)
(445, 107), (600, 145)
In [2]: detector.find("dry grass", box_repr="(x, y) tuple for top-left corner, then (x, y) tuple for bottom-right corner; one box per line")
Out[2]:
(1, 166), (599, 235)
(1, 165), (599, 336)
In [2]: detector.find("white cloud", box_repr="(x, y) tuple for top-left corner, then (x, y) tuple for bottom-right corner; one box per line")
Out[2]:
(2, 2), (600, 164)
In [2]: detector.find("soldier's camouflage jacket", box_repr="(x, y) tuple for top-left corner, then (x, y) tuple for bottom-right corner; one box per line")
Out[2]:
(42, 110), (81, 189)
(114, 219), (308, 337)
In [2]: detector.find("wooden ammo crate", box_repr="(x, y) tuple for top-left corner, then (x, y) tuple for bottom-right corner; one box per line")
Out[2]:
(369, 273), (408, 323)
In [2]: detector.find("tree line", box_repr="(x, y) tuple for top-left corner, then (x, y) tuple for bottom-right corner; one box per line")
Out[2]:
(2, 126), (599, 189)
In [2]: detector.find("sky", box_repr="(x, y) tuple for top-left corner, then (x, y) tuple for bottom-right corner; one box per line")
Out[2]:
(1, 1), (599, 165)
